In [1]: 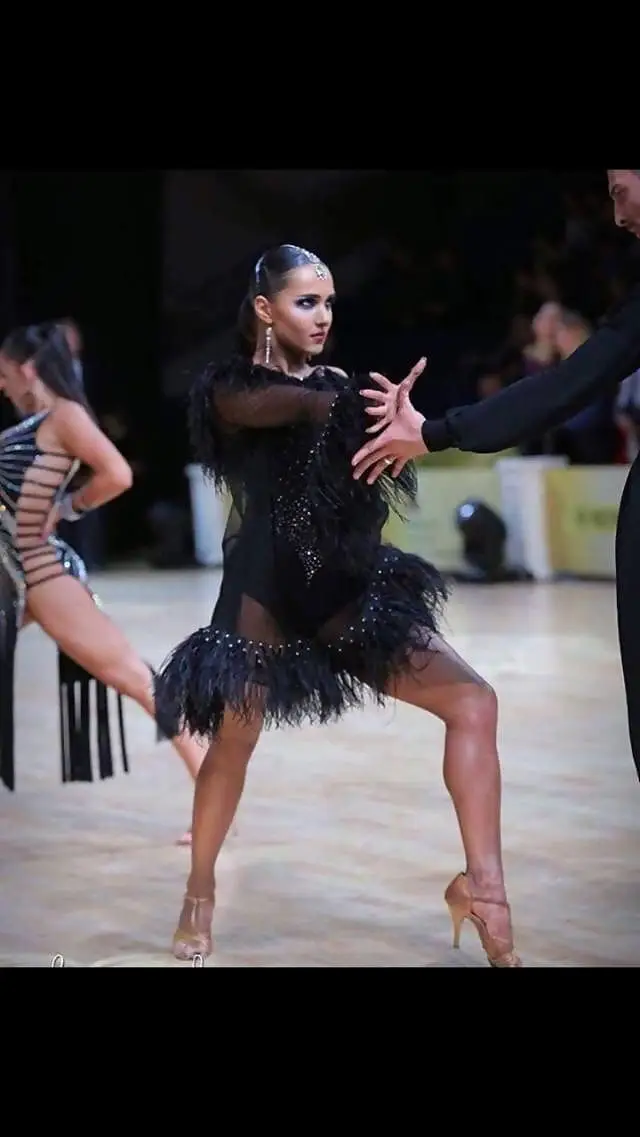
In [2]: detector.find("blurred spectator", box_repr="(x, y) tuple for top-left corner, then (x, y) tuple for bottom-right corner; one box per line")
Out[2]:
(525, 302), (562, 371)
(476, 304), (562, 457)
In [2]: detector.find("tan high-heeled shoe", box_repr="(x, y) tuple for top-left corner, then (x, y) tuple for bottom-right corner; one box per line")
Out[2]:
(172, 895), (214, 962)
(444, 872), (522, 968)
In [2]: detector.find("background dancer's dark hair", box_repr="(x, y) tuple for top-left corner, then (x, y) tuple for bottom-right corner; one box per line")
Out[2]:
(235, 243), (329, 356)
(2, 322), (91, 412)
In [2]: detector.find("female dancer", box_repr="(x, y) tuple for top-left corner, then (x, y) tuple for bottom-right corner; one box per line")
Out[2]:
(156, 244), (522, 967)
(0, 321), (204, 832)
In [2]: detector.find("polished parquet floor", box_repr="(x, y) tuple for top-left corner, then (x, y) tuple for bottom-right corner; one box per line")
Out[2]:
(0, 566), (637, 967)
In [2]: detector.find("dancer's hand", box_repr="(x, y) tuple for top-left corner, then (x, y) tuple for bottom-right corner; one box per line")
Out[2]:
(42, 502), (61, 539)
(352, 396), (428, 483)
(359, 356), (427, 435)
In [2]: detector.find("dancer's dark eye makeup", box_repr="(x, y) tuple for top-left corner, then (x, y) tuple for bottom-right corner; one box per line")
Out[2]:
(295, 294), (335, 309)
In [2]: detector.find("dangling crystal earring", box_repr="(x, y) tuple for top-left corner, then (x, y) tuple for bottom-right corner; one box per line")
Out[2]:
(264, 325), (272, 366)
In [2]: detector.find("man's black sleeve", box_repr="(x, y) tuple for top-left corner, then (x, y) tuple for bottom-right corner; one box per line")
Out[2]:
(421, 285), (640, 454)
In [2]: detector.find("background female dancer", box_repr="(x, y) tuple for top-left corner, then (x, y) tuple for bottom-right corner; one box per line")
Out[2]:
(0, 322), (204, 839)
(156, 243), (522, 968)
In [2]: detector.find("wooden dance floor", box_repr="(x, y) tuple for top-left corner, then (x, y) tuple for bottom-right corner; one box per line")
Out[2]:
(0, 565), (638, 967)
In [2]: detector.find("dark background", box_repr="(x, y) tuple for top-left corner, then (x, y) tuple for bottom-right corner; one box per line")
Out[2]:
(1, 168), (634, 566)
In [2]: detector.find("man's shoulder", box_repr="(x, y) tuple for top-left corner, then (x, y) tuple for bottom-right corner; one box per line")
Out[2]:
(601, 282), (640, 331)
(581, 283), (640, 380)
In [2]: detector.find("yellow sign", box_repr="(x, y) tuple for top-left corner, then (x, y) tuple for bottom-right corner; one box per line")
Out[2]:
(414, 448), (518, 470)
(544, 465), (629, 577)
(383, 467), (504, 571)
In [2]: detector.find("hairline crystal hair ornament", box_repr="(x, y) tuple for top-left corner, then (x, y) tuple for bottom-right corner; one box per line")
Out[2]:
(253, 246), (329, 290)
(290, 246), (329, 278)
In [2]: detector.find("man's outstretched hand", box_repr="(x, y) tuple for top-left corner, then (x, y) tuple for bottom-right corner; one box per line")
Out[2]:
(352, 397), (429, 483)
(359, 356), (427, 435)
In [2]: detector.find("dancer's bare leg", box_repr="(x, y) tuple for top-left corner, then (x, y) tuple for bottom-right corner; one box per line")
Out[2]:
(172, 630), (511, 963)
(386, 634), (515, 959)
(173, 705), (263, 959)
(25, 575), (206, 789)
(174, 819), (239, 848)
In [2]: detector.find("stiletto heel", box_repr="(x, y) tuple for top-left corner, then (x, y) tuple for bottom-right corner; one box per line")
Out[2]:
(449, 904), (464, 949)
(445, 872), (522, 968)
(172, 894), (214, 961)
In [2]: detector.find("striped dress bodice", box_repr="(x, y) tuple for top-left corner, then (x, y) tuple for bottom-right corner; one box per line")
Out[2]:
(0, 411), (79, 589)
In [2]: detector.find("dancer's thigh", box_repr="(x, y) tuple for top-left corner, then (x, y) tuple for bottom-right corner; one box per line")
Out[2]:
(385, 632), (495, 722)
(25, 575), (142, 687)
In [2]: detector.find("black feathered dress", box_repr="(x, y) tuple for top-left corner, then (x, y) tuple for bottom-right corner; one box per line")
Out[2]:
(155, 358), (449, 739)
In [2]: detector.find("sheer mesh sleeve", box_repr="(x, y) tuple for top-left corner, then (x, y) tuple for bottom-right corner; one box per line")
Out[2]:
(214, 380), (336, 430)
(188, 358), (351, 488)
(188, 357), (417, 576)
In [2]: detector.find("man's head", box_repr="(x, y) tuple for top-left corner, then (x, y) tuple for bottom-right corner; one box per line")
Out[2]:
(607, 170), (640, 237)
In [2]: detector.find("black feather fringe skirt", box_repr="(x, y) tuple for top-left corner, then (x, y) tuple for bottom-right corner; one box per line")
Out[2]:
(155, 544), (449, 741)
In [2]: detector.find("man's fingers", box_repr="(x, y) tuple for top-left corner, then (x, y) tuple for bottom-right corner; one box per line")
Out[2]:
(366, 411), (395, 434)
(391, 457), (408, 477)
(368, 371), (394, 391)
(366, 417), (392, 434)
(403, 370), (420, 392)
(352, 435), (387, 468)
(354, 450), (409, 479)
(404, 356), (427, 381)
(353, 451), (389, 478)
(353, 455), (384, 480)
(365, 404), (387, 417)
(363, 358), (426, 406)
(366, 458), (395, 484)
(360, 387), (390, 402)
(401, 356), (427, 392)
(353, 446), (394, 480)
